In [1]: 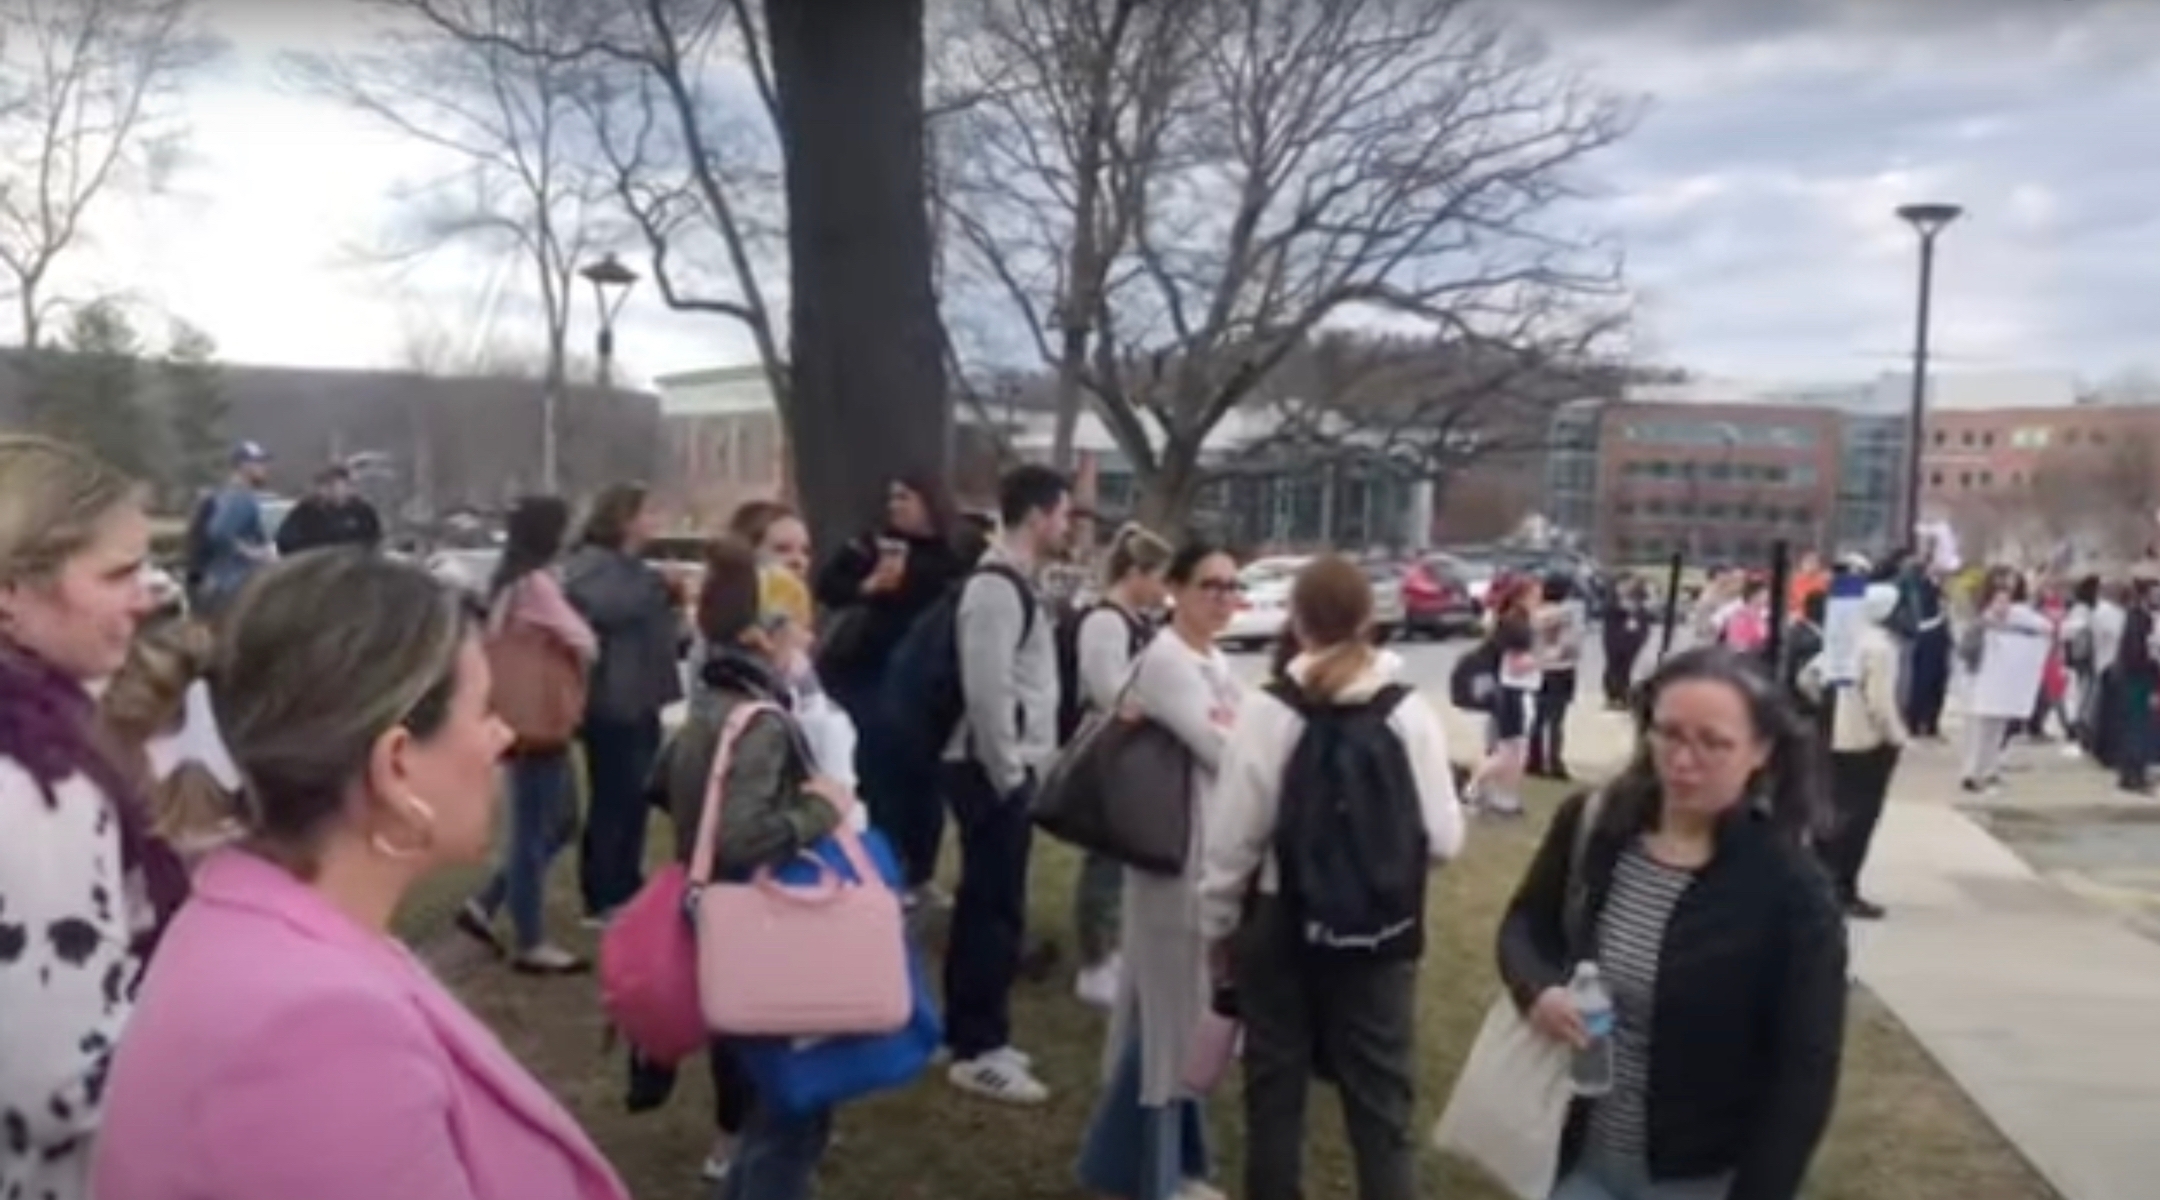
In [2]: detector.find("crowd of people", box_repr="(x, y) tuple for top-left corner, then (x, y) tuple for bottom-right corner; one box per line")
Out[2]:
(2, 430), (1872, 1200)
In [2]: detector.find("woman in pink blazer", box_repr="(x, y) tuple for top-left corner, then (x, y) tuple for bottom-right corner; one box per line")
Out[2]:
(93, 550), (628, 1200)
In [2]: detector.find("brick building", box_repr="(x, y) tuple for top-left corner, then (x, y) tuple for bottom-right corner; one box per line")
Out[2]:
(1547, 392), (1857, 566)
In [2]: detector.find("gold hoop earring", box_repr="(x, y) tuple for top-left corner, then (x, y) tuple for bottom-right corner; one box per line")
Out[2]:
(370, 830), (428, 860)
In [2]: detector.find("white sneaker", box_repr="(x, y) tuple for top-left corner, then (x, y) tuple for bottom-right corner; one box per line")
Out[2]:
(947, 1050), (1050, 1105)
(1074, 957), (1122, 1010)
(700, 1154), (731, 1182)
(1174, 1182), (1227, 1200)
(933, 1043), (1034, 1069)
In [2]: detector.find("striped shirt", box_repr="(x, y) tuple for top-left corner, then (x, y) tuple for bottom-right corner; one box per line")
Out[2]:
(1586, 842), (1698, 1165)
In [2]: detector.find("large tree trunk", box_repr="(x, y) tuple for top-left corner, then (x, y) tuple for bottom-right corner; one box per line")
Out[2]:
(1135, 438), (1205, 534)
(769, 0), (949, 552)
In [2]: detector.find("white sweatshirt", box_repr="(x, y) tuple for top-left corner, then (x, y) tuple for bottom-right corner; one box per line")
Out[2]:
(1197, 652), (1467, 941)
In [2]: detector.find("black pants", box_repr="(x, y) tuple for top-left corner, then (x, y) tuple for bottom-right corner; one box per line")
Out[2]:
(940, 760), (1035, 1059)
(578, 712), (661, 918)
(1601, 638), (1641, 706)
(1822, 744), (1900, 902)
(1528, 669), (1576, 776)
(1904, 629), (1951, 737)
(849, 700), (947, 891)
(1236, 898), (1419, 1200)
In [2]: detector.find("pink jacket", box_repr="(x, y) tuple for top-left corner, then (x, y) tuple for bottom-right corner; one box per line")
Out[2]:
(497, 568), (598, 663)
(92, 851), (628, 1200)
(496, 565), (600, 660)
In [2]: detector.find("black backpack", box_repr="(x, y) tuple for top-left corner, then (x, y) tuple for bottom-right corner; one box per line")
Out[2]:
(1265, 678), (1428, 961)
(1055, 603), (1149, 744)
(1448, 638), (1500, 712)
(878, 563), (1037, 780)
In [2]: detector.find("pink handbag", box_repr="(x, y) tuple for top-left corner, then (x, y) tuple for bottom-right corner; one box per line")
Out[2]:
(598, 702), (776, 1064)
(1182, 1009), (1243, 1095)
(689, 703), (911, 1038)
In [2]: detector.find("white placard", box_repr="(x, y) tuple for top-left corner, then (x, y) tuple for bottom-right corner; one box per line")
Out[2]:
(1819, 575), (1867, 687)
(1966, 606), (2052, 720)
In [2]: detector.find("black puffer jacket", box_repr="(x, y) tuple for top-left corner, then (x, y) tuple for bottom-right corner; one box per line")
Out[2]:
(1496, 790), (1847, 1200)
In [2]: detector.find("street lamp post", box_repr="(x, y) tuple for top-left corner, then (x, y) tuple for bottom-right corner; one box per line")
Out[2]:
(1896, 202), (1961, 554)
(581, 253), (639, 393)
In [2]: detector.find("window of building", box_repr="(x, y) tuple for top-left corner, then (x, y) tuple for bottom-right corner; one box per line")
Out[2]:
(1958, 471), (1973, 488)
(1704, 502), (1728, 519)
(1960, 430), (1976, 447)
(1645, 498), (1666, 516)
(2091, 430), (2110, 445)
(1981, 431), (1996, 448)
(1979, 470), (1994, 487)
(2064, 429), (2080, 446)
(1707, 461), (1731, 481)
(1616, 501), (1637, 516)
(1788, 464), (1817, 487)
(1929, 470), (1944, 488)
(1931, 429), (1946, 447)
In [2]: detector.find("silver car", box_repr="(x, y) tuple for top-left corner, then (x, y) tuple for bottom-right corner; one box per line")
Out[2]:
(1362, 561), (1406, 642)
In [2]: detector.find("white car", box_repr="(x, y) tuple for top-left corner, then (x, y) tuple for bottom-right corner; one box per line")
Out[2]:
(1361, 561), (1406, 642)
(427, 548), (502, 597)
(1218, 556), (1308, 652)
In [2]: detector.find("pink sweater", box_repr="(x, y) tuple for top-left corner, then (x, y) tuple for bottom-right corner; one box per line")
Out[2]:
(93, 851), (628, 1200)
(497, 569), (597, 663)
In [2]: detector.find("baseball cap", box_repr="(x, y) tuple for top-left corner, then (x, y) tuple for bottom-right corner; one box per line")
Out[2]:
(231, 440), (270, 465)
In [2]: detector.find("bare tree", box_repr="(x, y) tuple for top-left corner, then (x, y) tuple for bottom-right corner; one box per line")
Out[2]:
(0, 0), (213, 347)
(2030, 431), (2160, 560)
(290, 0), (619, 495)
(941, 0), (1632, 526)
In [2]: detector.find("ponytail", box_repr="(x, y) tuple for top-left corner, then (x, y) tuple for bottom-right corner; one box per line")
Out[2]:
(1300, 640), (1374, 702)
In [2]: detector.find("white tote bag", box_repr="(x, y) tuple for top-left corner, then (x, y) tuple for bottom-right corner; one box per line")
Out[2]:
(1432, 789), (1608, 1200)
(1432, 998), (1575, 1199)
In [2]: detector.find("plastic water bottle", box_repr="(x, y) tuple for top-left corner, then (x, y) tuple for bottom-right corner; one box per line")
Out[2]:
(1568, 961), (1615, 1097)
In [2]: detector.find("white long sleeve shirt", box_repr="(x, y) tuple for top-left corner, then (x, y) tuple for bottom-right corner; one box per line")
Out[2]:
(1197, 653), (1467, 941)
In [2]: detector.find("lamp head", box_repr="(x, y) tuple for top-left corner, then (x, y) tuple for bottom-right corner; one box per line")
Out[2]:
(580, 252), (638, 292)
(1896, 202), (1963, 237)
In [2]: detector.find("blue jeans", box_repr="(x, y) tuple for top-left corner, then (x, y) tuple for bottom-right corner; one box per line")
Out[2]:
(720, 1100), (831, 1200)
(1550, 1150), (1731, 1200)
(1077, 1033), (1209, 1200)
(472, 753), (577, 952)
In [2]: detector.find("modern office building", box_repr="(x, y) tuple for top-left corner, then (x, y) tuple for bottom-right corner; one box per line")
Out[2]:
(1541, 372), (2096, 566)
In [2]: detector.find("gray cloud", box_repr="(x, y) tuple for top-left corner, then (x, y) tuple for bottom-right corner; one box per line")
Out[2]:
(1510, 0), (2160, 378)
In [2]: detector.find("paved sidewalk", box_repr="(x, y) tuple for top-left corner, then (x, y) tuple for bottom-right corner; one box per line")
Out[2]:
(1853, 785), (2160, 1200)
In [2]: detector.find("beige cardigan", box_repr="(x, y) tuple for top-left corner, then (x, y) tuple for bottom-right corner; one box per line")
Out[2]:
(1831, 624), (1908, 753)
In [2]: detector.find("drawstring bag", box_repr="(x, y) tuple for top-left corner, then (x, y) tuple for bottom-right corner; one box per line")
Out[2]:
(598, 702), (776, 1065)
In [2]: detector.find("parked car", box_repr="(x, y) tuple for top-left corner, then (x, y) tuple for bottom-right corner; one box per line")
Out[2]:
(1218, 555), (1306, 652)
(1361, 560), (1406, 642)
(1400, 555), (1481, 639)
(427, 547), (501, 598)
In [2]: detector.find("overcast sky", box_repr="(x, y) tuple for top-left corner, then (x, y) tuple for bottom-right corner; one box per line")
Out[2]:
(47, 0), (2160, 387)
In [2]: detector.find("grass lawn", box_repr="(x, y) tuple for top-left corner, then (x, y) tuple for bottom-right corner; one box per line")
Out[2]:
(398, 783), (2059, 1200)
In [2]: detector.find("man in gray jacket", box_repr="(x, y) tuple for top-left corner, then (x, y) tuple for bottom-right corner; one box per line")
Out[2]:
(943, 464), (1070, 1104)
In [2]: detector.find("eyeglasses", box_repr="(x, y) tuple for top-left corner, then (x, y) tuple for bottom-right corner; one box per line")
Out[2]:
(1647, 723), (1745, 762)
(1194, 579), (1241, 597)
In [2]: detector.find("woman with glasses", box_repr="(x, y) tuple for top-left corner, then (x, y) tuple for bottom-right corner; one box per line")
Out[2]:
(1075, 541), (1245, 1200)
(1497, 647), (1846, 1200)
